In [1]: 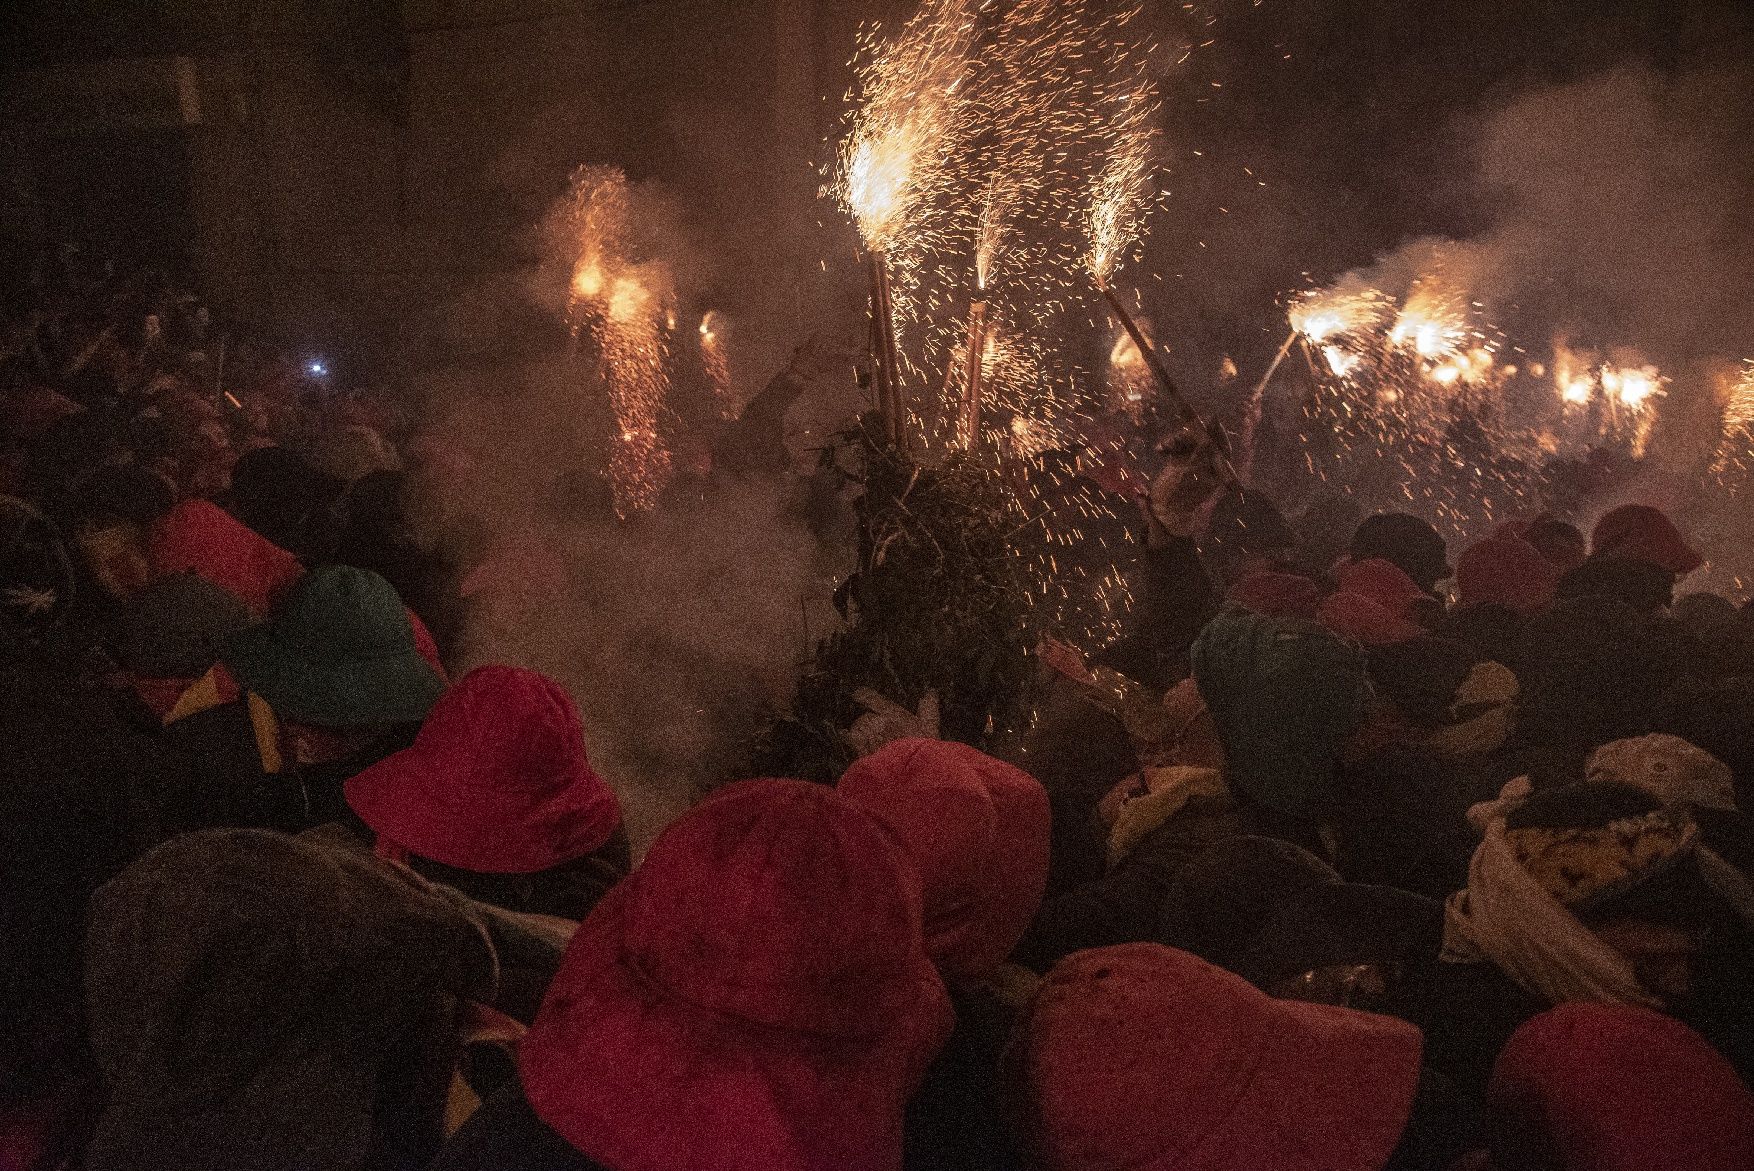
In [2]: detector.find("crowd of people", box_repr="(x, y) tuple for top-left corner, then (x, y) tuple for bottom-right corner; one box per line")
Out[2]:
(6, 252), (1754, 1171)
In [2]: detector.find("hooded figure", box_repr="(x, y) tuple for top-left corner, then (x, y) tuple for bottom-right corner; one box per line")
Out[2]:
(838, 738), (1051, 984)
(1588, 505), (1703, 578)
(1485, 1004), (1754, 1171)
(228, 444), (345, 563)
(1192, 608), (1369, 820)
(345, 666), (628, 921)
(1157, 835), (1442, 1008)
(1316, 558), (1432, 645)
(225, 565), (446, 730)
(1015, 942), (1424, 1171)
(451, 780), (952, 1171)
(83, 829), (500, 1171)
(1223, 569), (1322, 620)
(1350, 512), (1451, 595)
(1457, 532), (1561, 616)
(839, 739), (1052, 1171)
(147, 497), (304, 619)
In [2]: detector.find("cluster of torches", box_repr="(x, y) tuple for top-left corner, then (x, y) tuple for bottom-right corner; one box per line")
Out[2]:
(560, 0), (1753, 631)
(1278, 279), (1674, 462)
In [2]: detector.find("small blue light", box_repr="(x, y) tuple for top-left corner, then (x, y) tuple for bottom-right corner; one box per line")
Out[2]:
(307, 360), (327, 377)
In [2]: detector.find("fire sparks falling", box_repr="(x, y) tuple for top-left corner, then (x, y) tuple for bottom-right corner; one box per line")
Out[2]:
(836, 0), (976, 253)
(698, 311), (734, 419)
(837, 0), (1175, 443)
(1723, 361), (1754, 440)
(565, 165), (674, 517)
(1085, 80), (1162, 288)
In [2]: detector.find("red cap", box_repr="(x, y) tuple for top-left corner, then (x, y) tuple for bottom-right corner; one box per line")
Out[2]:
(1316, 590), (1425, 646)
(1457, 532), (1562, 615)
(1590, 505), (1703, 576)
(1225, 570), (1323, 620)
(1336, 558), (1429, 618)
(344, 666), (619, 874)
(1489, 1003), (1754, 1171)
(519, 779), (952, 1171)
(839, 738), (1050, 982)
(1019, 943), (1422, 1171)
(147, 499), (304, 619)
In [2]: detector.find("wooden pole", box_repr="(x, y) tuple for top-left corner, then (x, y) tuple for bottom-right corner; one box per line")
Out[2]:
(1236, 327), (1297, 483)
(869, 251), (903, 446)
(958, 300), (987, 450)
(1096, 281), (1240, 487)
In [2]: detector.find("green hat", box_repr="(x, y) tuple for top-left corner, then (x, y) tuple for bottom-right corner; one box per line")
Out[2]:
(224, 565), (445, 728)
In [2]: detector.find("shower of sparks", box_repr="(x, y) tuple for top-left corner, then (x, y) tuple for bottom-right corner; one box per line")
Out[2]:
(1723, 361), (1754, 441)
(1289, 285), (1395, 346)
(565, 165), (675, 517)
(698, 311), (735, 419)
(1085, 79), (1162, 288)
(836, 0), (976, 253)
(829, 0), (1205, 652)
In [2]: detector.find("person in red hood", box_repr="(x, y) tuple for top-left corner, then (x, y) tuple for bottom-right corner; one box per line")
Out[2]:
(1224, 569), (1324, 620)
(839, 739), (1051, 1171)
(345, 665), (629, 922)
(1456, 531), (1562, 616)
(1014, 942), (1424, 1171)
(1557, 505), (1703, 614)
(1482, 1003), (1754, 1171)
(432, 779), (953, 1171)
(838, 738), (1050, 984)
(147, 497), (304, 619)
(1350, 513), (1451, 597)
(1588, 505), (1703, 578)
(1318, 559), (1430, 647)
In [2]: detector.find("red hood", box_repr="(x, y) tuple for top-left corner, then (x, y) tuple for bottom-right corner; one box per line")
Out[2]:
(1457, 531), (1561, 615)
(1019, 943), (1421, 1171)
(1590, 504), (1702, 576)
(147, 499), (304, 619)
(839, 738), (1051, 982)
(345, 665), (615, 875)
(519, 779), (951, 1171)
(1489, 1003), (1754, 1171)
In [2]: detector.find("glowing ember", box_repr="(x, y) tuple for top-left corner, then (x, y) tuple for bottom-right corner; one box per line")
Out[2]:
(1290, 286), (1394, 344)
(837, 0), (975, 252)
(1389, 294), (1469, 360)
(1322, 345), (1360, 378)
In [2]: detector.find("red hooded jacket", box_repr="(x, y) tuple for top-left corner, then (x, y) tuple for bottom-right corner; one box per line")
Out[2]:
(345, 666), (620, 875)
(147, 499), (304, 619)
(838, 738), (1051, 983)
(519, 780), (952, 1171)
(1488, 1003), (1754, 1171)
(1457, 531), (1562, 615)
(1018, 943), (1422, 1171)
(1590, 505), (1703, 576)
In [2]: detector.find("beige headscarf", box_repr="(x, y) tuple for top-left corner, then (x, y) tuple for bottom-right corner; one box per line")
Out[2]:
(1440, 818), (1663, 1009)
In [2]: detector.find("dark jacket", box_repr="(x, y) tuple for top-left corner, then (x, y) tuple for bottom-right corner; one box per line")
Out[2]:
(1, 644), (179, 1105)
(1015, 792), (1257, 972)
(1092, 536), (1216, 691)
(430, 1079), (612, 1171)
(1403, 960), (1548, 1148)
(903, 986), (1025, 1171)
